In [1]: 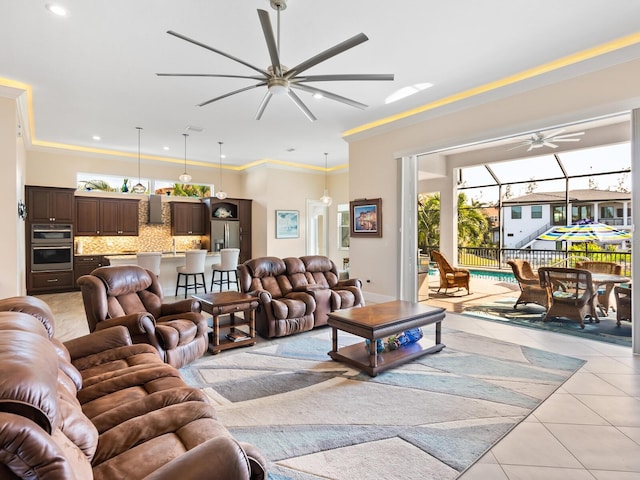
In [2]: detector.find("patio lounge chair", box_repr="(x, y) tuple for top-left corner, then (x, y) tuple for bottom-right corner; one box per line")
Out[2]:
(575, 261), (622, 315)
(538, 267), (598, 329)
(507, 259), (548, 309)
(431, 251), (470, 295)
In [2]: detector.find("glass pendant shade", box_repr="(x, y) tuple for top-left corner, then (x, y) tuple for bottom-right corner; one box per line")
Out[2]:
(319, 152), (332, 206)
(215, 141), (227, 199)
(179, 133), (191, 183)
(132, 127), (146, 193)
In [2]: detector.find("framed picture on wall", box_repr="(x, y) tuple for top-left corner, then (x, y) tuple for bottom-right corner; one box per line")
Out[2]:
(276, 210), (300, 238)
(350, 198), (382, 238)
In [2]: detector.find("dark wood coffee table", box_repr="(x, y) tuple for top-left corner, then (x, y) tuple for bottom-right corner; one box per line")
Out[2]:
(193, 292), (259, 354)
(327, 300), (446, 376)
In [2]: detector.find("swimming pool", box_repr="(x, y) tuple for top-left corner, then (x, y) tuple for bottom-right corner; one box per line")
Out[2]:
(428, 268), (516, 283)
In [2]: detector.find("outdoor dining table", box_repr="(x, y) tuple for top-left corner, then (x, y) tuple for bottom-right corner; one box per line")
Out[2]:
(590, 272), (631, 318)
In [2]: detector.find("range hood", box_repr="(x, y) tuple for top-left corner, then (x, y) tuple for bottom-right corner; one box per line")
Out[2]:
(148, 194), (163, 224)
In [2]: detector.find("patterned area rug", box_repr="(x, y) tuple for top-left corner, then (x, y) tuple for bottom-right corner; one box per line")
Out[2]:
(180, 326), (585, 480)
(462, 297), (632, 347)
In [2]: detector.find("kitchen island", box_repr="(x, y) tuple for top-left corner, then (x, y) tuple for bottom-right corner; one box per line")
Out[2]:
(105, 251), (221, 296)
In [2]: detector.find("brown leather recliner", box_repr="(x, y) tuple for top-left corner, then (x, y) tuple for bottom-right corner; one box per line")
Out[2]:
(237, 256), (316, 338)
(78, 265), (208, 368)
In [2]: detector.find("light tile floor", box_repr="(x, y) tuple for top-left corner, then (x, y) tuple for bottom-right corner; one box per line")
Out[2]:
(38, 289), (640, 480)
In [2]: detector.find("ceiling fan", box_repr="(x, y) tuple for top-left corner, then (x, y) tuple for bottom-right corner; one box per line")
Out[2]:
(157, 0), (394, 121)
(507, 129), (585, 151)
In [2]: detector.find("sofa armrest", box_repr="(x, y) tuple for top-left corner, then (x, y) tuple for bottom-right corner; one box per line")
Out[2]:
(160, 298), (202, 316)
(94, 312), (154, 336)
(284, 292), (316, 314)
(142, 436), (255, 480)
(336, 278), (362, 289)
(64, 326), (133, 360)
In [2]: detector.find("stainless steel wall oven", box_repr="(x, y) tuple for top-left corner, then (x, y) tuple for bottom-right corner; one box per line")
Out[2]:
(31, 224), (73, 272)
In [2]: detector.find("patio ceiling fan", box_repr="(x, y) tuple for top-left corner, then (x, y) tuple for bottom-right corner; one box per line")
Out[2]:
(507, 129), (585, 152)
(157, 0), (394, 121)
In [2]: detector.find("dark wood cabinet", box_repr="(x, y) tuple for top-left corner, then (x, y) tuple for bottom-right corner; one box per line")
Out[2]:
(29, 271), (74, 294)
(100, 199), (139, 236)
(74, 255), (105, 288)
(75, 197), (139, 236)
(171, 202), (205, 235)
(75, 197), (100, 235)
(26, 186), (75, 223)
(205, 198), (252, 263)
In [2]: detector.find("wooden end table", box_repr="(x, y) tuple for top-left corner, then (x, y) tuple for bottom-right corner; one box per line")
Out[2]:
(327, 300), (446, 376)
(193, 292), (259, 354)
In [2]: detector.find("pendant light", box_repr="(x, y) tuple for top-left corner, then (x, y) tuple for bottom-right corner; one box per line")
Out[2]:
(178, 133), (192, 183)
(320, 152), (332, 206)
(131, 127), (146, 193)
(215, 141), (228, 199)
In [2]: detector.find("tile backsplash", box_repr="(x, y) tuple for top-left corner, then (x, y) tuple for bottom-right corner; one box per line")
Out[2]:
(76, 200), (205, 255)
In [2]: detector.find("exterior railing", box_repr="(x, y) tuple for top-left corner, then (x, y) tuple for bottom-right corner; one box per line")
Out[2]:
(423, 246), (631, 277)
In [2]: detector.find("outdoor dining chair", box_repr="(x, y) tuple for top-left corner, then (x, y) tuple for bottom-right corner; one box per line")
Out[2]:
(575, 261), (622, 315)
(538, 267), (598, 329)
(507, 259), (548, 308)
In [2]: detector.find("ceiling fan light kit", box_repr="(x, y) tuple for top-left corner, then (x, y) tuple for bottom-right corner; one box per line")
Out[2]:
(158, 0), (394, 121)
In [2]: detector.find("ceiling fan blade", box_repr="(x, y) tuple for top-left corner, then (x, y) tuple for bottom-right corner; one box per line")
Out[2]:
(291, 83), (367, 109)
(506, 142), (529, 151)
(287, 89), (317, 122)
(551, 132), (585, 140)
(157, 73), (265, 80)
(544, 141), (559, 149)
(255, 91), (273, 120)
(295, 74), (394, 82)
(553, 138), (582, 143)
(257, 9), (281, 77)
(167, 30), (270, 77)
(197, 82), (267, 107)
(285, 32), (369, 79)
(541, 129), (565, 140)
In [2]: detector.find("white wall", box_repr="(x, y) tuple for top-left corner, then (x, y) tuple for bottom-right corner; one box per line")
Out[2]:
(0, 96), (26, 297)
(502, 205), (551, 248)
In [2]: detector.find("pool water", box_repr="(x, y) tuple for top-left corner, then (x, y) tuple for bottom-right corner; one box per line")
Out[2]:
(428, 268), (516, 283)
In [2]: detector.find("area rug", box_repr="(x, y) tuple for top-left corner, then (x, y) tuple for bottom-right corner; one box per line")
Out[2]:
(462, 297), (632, 347)
(180, 326), (584, 479)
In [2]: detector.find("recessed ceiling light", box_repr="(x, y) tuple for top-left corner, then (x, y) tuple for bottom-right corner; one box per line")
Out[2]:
(92, 135), (101, 141)
(221, 154), (226, 159)
(385, 82), (433, 104)
(313, 93), (323, 99)
(46, 4), (68, 16)
(163, 146), (170, 151)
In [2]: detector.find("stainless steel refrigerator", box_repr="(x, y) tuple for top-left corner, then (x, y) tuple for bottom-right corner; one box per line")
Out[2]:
(211, 220), (240, 252)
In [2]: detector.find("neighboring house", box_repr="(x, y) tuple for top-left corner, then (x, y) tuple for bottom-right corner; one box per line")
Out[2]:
(501, 189), (632, 249)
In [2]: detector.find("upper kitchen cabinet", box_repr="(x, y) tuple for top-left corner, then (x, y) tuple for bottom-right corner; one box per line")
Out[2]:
(171, 202), (205, 236)
(76, 197), (139, 236)
(26, 186), (75, 223)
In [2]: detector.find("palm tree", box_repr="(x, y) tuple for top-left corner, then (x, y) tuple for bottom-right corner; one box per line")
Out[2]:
(418, 192), (491, 249)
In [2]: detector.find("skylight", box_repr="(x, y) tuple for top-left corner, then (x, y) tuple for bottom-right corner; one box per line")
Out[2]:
(385, 83), (433, 104)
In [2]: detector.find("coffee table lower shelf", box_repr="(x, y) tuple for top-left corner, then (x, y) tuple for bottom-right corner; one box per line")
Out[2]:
(329, 337), (444, 376)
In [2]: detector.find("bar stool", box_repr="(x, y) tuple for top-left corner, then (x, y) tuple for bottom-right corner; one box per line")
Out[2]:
(175, 249), (207, 298)
(210, 248), (240, 292)
(136, 252), (162, 276)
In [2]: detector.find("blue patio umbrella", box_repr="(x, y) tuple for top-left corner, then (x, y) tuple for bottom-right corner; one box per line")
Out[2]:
(537, 219), (631, 243)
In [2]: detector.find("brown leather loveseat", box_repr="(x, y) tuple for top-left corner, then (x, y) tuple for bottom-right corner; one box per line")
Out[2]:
(0, 295), (266, 480)
(78, 265), (208, 369)
(237, 255), (364, 338)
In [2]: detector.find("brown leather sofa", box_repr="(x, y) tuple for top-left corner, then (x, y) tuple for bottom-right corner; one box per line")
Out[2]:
(78, 265), (208, 368)
(237, 255), (364, 338)
(0, 295), (266, 480)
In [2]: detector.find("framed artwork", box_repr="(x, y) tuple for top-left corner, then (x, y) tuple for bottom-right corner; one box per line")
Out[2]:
(350, 198), (382, 238)
(276, 210), (300, 238)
